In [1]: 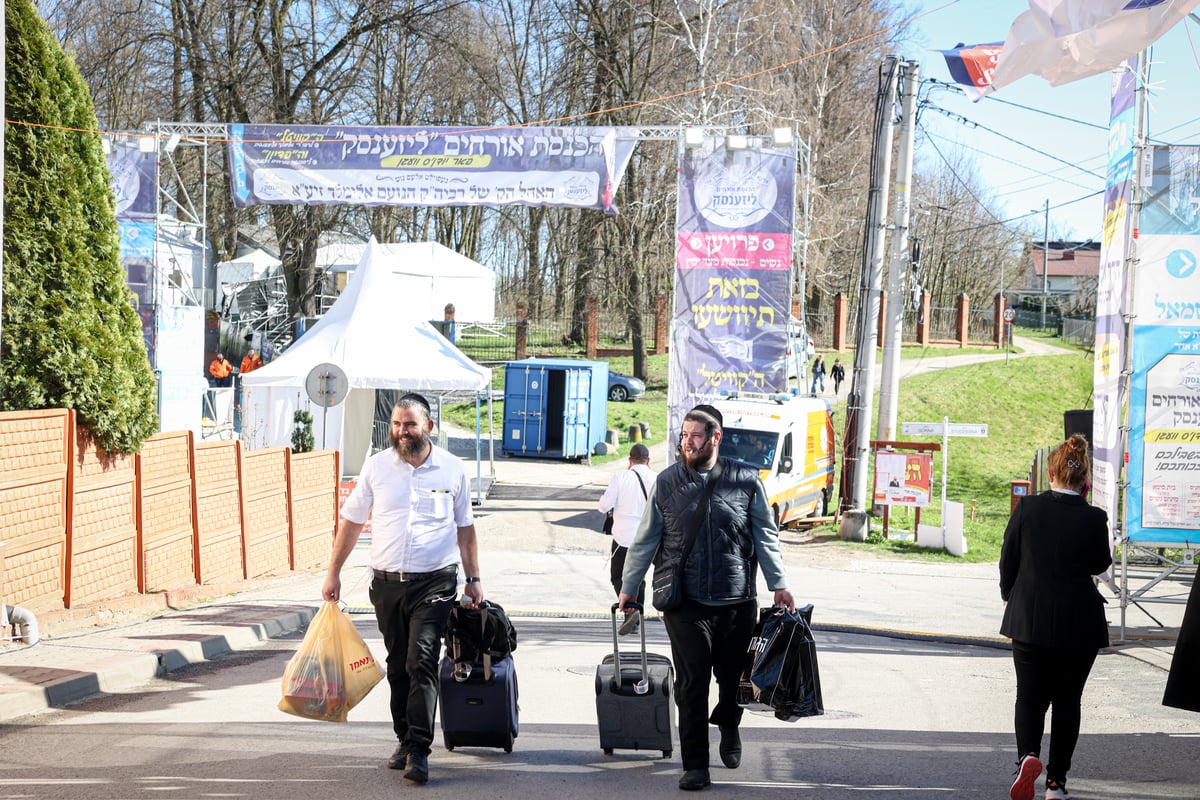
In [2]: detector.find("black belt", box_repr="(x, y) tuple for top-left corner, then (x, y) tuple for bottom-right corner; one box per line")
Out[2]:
(372, 565), (457, 583)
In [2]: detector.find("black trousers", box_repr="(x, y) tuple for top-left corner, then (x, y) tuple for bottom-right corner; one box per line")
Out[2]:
(610, 541), (645, 604)
(1012, 640), (1099, 783)
(370, 570), (457, 755)
(663, 597), (757, 771)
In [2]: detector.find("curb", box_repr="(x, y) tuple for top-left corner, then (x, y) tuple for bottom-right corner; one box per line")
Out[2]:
(1, 605), (318, 724)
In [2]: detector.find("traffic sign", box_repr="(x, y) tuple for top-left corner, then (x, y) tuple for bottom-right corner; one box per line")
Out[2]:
(902, 421), (989, 438)
(1003, 307), (1015, 322)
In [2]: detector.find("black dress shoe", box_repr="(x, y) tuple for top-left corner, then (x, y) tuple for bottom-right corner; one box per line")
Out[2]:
(678, 768), (711, 791)
(387, 743), (408, 770)
(404, 751), (429, 784)
(719, 725), (742, 769)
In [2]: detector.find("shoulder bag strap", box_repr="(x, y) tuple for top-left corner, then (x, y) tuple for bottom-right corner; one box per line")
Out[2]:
(676, 458), (723, 568)
(632, 468), (648, 500)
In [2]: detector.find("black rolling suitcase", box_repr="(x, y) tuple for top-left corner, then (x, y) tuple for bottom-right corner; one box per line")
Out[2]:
(438, 602), (519, 753)
(595, 602), (675, 758)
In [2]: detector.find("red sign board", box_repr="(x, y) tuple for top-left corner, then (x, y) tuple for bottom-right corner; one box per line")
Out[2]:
(873, 451), (933, 508)
(339, 480), (372, 534)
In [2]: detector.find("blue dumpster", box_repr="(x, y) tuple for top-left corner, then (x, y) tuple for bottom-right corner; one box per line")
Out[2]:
(502, 358), (609, 459)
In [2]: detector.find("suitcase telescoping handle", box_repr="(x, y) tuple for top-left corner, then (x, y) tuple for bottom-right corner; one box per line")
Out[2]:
(611, 602), (650, 695)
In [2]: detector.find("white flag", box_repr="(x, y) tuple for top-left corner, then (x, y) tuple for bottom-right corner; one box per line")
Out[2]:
(991, 0), (1200, 91)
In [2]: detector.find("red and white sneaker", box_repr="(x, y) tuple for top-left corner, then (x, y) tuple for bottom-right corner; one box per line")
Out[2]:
(1044, 779), (1070, 799)
(1009, 753), (1042, 800)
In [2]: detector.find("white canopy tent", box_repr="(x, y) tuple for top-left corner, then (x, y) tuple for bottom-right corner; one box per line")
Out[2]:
(324, 240), (497, 324)
(241, 238), (493, 477)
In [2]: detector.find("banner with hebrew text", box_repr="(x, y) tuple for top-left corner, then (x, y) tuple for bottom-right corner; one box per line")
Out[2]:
(1126, 145), (1200, 544)
(667, 136), (794, 446)
(1090, 57), (1135, 547)
(227, 124), (636, 214)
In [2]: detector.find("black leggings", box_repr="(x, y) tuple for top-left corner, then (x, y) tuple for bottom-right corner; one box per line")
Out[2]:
(1012, 640), (1099, 783)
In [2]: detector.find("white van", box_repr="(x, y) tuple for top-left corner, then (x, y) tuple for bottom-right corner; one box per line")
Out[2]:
(714, 391), (836, 526)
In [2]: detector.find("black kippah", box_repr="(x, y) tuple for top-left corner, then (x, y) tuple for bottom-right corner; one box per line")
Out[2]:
(690, 403), (723, 430)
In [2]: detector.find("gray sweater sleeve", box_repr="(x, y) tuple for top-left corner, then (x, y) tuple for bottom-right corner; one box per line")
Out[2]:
(750, 478), (789, 591)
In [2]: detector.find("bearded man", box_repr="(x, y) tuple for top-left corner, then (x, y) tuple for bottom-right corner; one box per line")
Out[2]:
(618, 404), (795, 792)
(324, 393), (483, 785)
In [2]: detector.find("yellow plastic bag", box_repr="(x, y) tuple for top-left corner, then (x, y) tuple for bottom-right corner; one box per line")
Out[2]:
(278, 601), (384, 722)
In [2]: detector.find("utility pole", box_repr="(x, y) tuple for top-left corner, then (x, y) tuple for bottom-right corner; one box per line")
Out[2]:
(843, 56), (899, 538)
(877, 60), (918, 442)
(1040, 198), (1049, 329)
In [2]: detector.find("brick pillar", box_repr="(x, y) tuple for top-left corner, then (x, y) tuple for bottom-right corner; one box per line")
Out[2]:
(515, 302), (528, 360)
(917, 291), (931, 346)
(877, 290), (887, 346)
(791, 296), (802, 323)
(956, 293), (970, 347)
(585, 297), (599, 359)
(993, 293), (1005, 348)
(654, 295), (668, 355)
(832, 293), (848, 352)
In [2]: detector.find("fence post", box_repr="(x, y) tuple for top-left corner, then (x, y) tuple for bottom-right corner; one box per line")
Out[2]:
(655, 295), (668, 355)
(832, 293), (848, 352)
(993, 293), (1005, 348)
(877, 290), (887, 346)
(586, 297), (599, 359)
(515, 302), (528, 360)
(956, 293), (970, 347)
(917, 291), (930, 345)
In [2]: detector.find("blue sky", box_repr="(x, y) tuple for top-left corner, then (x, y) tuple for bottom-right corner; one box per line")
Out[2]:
(906, 1), (1200, 241)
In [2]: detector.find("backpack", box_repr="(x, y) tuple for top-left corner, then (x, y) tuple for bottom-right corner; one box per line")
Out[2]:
(445, 600), (518, 665)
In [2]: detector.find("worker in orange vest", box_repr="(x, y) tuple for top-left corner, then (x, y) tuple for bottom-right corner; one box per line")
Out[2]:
(240, 349), (263, 375)
(208, 353), (233, 387)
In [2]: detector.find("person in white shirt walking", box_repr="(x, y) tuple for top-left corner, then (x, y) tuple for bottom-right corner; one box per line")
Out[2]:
(597, 443), (655, 634)
(323, 393), (483, 785)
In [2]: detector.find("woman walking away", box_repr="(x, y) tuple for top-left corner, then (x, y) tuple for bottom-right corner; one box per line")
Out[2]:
(1000, 434), (1112, 800)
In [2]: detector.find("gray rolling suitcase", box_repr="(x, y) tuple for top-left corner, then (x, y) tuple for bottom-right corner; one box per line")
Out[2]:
(595, 603), (675, 758)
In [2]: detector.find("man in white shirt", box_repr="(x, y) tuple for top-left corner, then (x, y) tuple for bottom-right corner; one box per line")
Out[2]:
(597, 443), (655, 634)
(323, 393), (482, 785)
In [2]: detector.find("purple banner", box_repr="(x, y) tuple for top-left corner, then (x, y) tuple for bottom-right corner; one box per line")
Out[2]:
(668, 136), (795, 441)
(107, 140), (157, 221)
(228, 124), (637, 214)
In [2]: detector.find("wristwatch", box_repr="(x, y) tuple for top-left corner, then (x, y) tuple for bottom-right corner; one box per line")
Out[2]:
(465, 576), (481, 584)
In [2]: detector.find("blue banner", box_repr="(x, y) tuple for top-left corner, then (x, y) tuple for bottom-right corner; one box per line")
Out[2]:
(227, 124), (637, 214)
(1127, 144), (1200, 543)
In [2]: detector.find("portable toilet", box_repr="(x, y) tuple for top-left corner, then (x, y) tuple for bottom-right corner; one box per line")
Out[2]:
(503, 358), (609, 459)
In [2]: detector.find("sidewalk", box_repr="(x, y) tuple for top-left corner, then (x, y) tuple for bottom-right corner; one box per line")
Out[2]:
(0, 435), (1184, 724)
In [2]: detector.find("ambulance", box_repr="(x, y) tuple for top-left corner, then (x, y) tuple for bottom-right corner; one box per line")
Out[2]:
(714, 391), (836, 526)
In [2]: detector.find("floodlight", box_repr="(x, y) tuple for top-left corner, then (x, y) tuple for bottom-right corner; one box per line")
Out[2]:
(165, 134), (182, 153)
(100, 137), (111, 155)
(772, 127), (793, 147)
(683, 127), (705, 148)
(137, 136), (157, 153)
(726, 134), (748, 151)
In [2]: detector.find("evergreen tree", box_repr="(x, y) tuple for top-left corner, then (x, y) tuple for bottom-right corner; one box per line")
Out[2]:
(3, 0), (158, 454)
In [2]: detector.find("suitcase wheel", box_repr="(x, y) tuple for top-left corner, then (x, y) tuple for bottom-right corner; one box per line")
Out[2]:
(603, 748), (613, 756)
(504, 733), (514, 754)
(662, 749), (671, 758)
(443, 733), (455, 752)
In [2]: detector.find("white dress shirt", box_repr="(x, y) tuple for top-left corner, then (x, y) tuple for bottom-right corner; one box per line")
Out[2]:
(340, 443), (474, 573)
(597, 463), (656, 547)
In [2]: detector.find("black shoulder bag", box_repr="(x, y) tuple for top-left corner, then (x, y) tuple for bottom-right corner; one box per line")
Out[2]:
(651, 459), (723, 612)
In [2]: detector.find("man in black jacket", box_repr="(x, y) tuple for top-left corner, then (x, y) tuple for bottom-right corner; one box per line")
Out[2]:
(619, 404), (795, 791)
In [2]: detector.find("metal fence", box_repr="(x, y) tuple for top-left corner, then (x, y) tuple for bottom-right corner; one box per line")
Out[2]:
(929, 306), (957, 341)
(805, 310), (835, 348)
(1012, 307), (1061, 332)
(448, 311), (660, 364)
(968, 308), (997, 345)
(1061, 315), (1095, 348)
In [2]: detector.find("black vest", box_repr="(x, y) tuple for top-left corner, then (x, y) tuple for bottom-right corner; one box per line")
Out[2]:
(655, 457), (760, 602)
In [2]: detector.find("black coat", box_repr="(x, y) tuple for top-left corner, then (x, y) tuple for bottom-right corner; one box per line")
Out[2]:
(999, 491), (1112, 650)
(1163, 573), (1200, 712)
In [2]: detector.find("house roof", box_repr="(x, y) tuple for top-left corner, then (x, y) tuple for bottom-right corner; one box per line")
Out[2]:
(1028, 241), (1100, 278)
